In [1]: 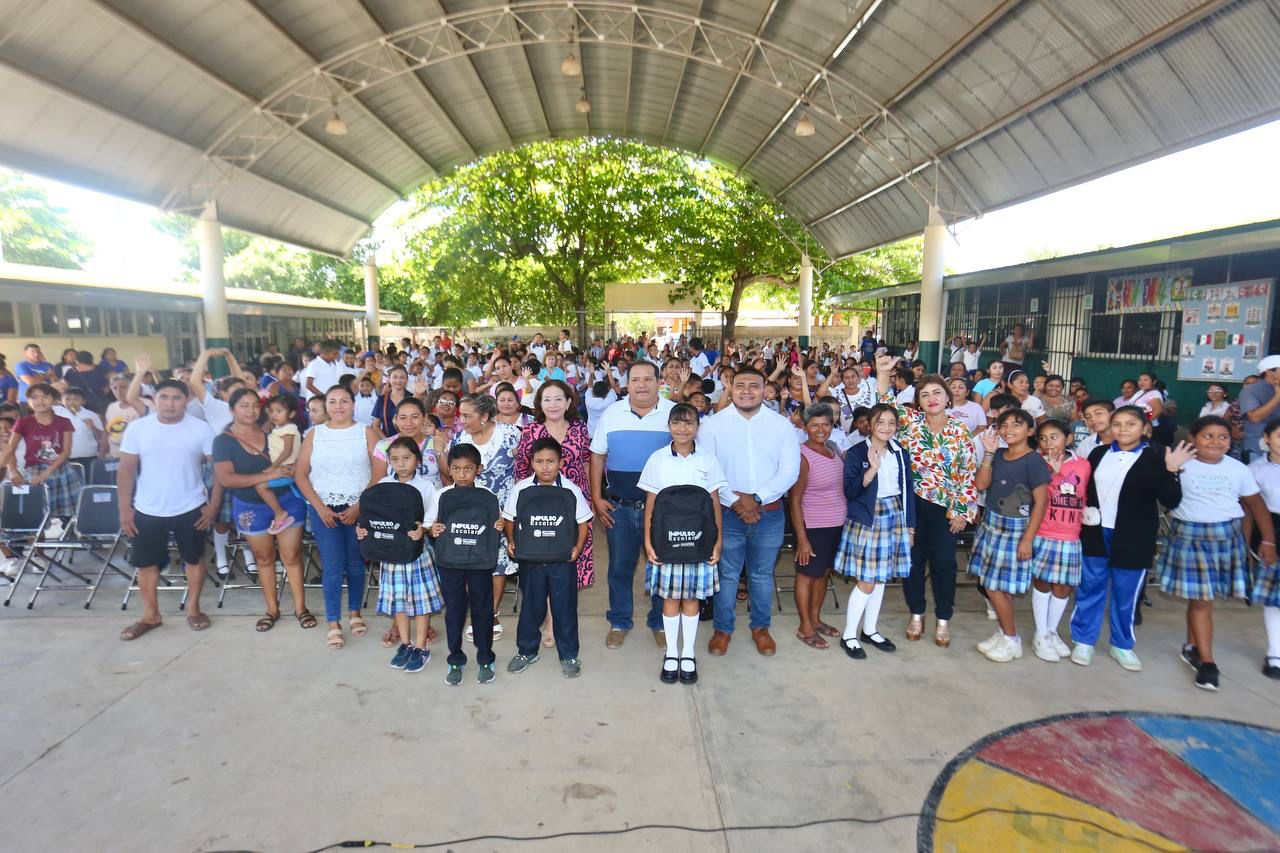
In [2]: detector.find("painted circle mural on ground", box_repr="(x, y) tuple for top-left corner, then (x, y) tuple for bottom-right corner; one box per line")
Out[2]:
(919, 712), (1280, 852)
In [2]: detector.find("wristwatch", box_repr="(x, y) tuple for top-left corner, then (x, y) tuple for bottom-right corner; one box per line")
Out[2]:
(751, 493), (762, 505)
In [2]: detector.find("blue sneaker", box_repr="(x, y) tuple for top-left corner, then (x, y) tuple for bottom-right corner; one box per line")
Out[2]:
(404, 646), (428, 673)
(477, 662), (496, 684)
(445, 664), (463, 686)
(390, 643), (412, 669)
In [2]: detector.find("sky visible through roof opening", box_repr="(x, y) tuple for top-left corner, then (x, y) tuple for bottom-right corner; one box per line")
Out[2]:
(18, 118), (1280, 285)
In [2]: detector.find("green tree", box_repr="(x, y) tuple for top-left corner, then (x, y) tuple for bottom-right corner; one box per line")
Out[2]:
(0, 170), (92, 268)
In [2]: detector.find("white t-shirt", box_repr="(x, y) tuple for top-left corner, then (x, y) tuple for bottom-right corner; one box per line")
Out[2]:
(637, 443), (729, 496)
(585, 390), (617, 435)
(1171, 457), (1259, 523)
(895, 386), (916, 406)
(1093, 444), (1144, 528)
(1019, 394), (1046, 420)
(528, 343), (548, 362)
(119, 414), (214, 517)
(1249, 456), (1280, 514)
(353, 393), (378, 426)
(558, 339), (574, 354)
(947, 401), (986, 434)
(690, 352), (711, 378)
(501, 475), (593, 523)
(301, 357), (350, 400)
(53, 405), (103, 459)
(187, 395), (233, 434)
(962, 349), (981, 371)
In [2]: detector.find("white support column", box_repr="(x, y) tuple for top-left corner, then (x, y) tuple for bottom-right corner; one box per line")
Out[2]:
(197, 202), (230, 375)
(798, 252), (813, 348)
(364, 255), (381, 349)
(918, 205), (946, 372)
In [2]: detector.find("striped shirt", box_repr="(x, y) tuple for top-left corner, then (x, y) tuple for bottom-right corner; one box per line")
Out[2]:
(589, 398), (676, 502)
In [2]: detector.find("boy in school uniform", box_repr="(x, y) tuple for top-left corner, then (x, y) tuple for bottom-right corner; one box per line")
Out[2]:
(503, 437), (593, 679)
(1075, 399), (1115, 457)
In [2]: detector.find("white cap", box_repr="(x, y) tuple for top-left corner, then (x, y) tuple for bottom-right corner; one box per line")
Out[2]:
(1259, 354), (1280, 373)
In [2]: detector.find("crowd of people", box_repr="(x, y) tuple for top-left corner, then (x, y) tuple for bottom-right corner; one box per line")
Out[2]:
(1, 328), (1278, 693)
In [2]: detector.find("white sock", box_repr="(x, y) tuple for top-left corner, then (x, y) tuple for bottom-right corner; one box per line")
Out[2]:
(1265, 606), (1280, 660)
(1047, 594), (1070, 635)
(212, 529), (229, 568)
(663, 613), (680, 666)
(680, 612), (698, 660)
(1031, 588), (1050, 637)
(862, 583), (886, 638)
(844, 587), (871, 641)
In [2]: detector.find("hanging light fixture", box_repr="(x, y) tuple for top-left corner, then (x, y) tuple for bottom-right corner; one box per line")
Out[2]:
(576, 89), (592, 114)
(324, 98), (348, 136)
(562, 21), (581, 76)
(794, 108), (816, 137)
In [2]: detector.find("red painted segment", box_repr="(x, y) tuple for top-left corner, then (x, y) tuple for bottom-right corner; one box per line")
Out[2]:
(976, 715), (1280, 852)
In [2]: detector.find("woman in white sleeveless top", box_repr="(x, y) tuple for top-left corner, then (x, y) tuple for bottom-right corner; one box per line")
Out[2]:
(295, 385), (380, 649)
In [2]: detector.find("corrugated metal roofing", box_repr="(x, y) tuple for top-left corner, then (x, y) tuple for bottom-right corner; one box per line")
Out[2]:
(0, 0), (1275, 260)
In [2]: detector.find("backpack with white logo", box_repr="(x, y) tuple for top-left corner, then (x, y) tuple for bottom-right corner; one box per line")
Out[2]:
(512, 479), (578, 563)
(652, 485), (717, 563)
(432, 487), (500, 571)
(357, 482), (425, 564)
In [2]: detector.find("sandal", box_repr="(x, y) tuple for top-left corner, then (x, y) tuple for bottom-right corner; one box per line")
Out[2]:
(326, 628), (345, 650)
(186, 613), (211, 631)
(736, 586), (748, 602)
(120, 620), (161, 641)
(349, 616), (368, 637)
(425, 625), (439, 645)
(294, 609), (317, 629)
(255, 612), (279, 633)
(382, 626), (401, 648)
(797, 631), (829, 650)
(541, 628), (555, 648)
(814, 621), (840, 638)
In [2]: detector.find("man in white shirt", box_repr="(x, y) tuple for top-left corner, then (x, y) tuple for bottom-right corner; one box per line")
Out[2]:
(117, 380), (217, 641)
(698, 366), (800, 657)
(301, 341), (351, 400)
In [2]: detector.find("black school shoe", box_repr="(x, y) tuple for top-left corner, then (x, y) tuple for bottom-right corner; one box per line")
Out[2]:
(678, 658), (698, 685)
(1180, 644), (1201, 670)
(1195, 662), (1220, 691)
(1263, 657), (1280, 680)
(660, 656), (679, 684)
(840, 638), (867, 659)
(861, 631), (897, 653)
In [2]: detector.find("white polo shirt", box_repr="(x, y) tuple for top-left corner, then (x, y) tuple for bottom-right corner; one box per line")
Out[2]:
(637, 442), (728, 496)
(501, 475), (593, 523)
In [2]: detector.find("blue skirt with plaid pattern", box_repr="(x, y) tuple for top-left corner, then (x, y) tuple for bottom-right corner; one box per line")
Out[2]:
(968, 511), (1033, 594)
(833, 496), (911, 583)
(1156, 518), (1248, 601)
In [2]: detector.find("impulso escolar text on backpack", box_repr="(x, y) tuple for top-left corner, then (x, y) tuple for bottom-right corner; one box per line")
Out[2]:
(651, 484), (717, 563)
(513, 478), (578, 563)
(433, 487), (500, 571)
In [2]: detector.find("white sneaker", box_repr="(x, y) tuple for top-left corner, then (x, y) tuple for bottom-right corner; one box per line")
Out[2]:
(1109, 647), (1143, 672)
(1033, 634), (1061, 662)
(985, 601), (997, 621)
(0, 557), (18, 578)
(983, 634), (1022, 663)
(1049, 633), (1071, 657)
(977, 631), (1003, 654)
(42, 518), (65, 540)
(1070, 643), (1094, 666)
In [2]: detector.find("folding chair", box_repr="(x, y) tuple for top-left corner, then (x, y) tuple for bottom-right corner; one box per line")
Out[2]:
(89, 458), (121, 486)
(771, 523), (840, 613)
(1, 483), (52, 607)
(121, 531), (218, 611)
(215, 537), (286, 608)
(25, 485), (128, 609)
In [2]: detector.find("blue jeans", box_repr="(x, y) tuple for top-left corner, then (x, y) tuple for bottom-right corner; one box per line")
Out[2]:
(604, 500), (662, 631)
(1070, 528), (1146, 651)
(308, 507), (364, 623)
(713, 508), (785, 634)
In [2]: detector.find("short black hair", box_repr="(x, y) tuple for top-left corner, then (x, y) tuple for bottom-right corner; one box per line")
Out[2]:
(447, 443), (482, 467)
(626, 360), (658, 381)
(529, 436), (563, 459)
(154, 379), (189, 397)
(732, 365), (765, 383)
(997, 408), (1035, 430)
(1081, 398), (1114, 414)
(386, 435), (424, 463)
(988, 393), (1018, 411)
(669, 402), (699, 424)
(852, 406), (871, 420)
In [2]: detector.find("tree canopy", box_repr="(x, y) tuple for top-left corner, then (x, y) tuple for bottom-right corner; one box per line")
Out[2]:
(0, 169), (91, 268)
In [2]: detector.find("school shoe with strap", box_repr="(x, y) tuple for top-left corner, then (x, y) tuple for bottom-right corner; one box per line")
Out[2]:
(1033, 634), (1061, 662)
(982, 635), (1022, 663)
(1262, 657), (1280, 680)
(678, 657), (698, 685)
(660, 657), (680, 684)
(1109, 647), (1143, 672)
(1070, 643), (1094, 666)
(860, 632), (896, 653)
(1195, 662), (1220, 691)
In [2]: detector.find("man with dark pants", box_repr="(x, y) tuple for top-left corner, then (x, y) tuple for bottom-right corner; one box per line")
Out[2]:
(699, 366), (800, 656)
(590, 361), (674, 649)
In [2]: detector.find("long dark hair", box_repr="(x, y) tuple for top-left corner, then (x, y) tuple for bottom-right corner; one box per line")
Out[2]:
(224, 387), (265, 432)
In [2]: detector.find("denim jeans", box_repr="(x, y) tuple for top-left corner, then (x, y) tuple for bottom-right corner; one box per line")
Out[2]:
(904, 497), (958, 620)
(712, 508), (785, 634)
(308, 507), (364, 623)
(605, 500), (662, 631)
(516, 560), (579, 660)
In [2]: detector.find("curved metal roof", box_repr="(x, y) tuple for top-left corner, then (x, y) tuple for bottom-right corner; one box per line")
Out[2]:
(2, 0), (1277, 259)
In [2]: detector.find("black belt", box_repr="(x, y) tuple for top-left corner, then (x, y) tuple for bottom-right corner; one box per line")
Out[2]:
(608, 495), (645, 508)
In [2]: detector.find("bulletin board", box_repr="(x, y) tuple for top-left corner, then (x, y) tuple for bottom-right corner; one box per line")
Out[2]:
(1177, 278), (1275, 382)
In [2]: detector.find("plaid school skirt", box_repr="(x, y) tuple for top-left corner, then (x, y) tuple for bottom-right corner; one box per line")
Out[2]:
(1157, 518), (1248, 601)
(1032, 537), (1082, 586)
(969, 511), (1033, 594)
(1254, 560), (1280, 608)
(645, 560), (719, 601)
(202, 463), (233, 524)
(28, 463), (83, 518)
(833, 497), (911, 583)
(376, 550), (444, 617)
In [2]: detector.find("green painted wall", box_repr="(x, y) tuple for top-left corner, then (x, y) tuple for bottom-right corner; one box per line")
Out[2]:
(1068, 357), (1231, 429)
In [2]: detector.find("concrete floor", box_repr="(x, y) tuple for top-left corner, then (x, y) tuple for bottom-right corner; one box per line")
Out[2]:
(1, 538), (1277, 853)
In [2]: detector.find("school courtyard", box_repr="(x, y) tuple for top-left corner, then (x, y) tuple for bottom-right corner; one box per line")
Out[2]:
(2, 540), (1277, 853)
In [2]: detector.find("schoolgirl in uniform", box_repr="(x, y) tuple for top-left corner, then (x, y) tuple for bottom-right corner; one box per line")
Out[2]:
(1072, 406), (1189, 672)
(1247, 417), (1280, 679)
(640, 403), (727, 684)
(1029, 419), (1091, 662)
(971, 409), (1051, 663)
(356, 436), (443, 674)
(1156, 415), (1276, 691)
(833, 403), (914, 659)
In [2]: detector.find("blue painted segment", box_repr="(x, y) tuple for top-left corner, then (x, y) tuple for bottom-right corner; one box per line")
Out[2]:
(1134, 715), (1280, 834)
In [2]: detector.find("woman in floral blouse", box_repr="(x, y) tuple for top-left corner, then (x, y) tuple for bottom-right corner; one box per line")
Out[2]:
(875, 354), (977, 648)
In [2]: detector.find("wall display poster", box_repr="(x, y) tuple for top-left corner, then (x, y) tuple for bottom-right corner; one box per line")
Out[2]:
(1105, 268), (1191, 314)
(1177, 278), (1275, 382)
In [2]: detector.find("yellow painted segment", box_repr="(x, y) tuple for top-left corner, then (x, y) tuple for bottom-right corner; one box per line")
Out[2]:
(932, 760), (1186, 853)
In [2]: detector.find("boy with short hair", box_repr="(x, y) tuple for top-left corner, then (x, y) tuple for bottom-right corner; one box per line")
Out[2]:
(1076, 398), (1116, 457)
(55, 387), (107, 472)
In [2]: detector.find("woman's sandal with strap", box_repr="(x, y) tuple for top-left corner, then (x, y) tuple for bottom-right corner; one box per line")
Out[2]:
(326, 628), (345, 650)
(255, 612), (279, 632)
(349, 616), (368, 637)
(294, 609), (317, 629)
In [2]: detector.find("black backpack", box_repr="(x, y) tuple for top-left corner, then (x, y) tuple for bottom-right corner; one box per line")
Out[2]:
(432, 486), (500, 571)
(512, 479), (578, 564)
(651, 485), (717, 563)
(357, 482), (425, 564)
